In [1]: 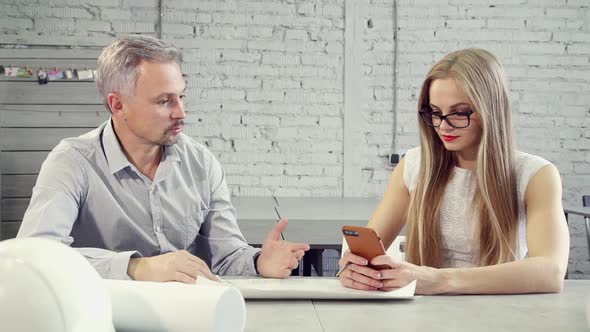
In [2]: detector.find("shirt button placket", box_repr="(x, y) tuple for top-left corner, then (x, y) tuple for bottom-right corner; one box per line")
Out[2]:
(151, 187), (162, 236)
(153, 186), (167, 251)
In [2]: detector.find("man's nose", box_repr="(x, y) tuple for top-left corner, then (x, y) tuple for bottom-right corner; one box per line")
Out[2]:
(172, 101), (186, 119)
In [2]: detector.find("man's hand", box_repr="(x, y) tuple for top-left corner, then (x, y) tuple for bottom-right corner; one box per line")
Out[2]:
(257, 218), (310, 278)
(127, 250), (218, 284)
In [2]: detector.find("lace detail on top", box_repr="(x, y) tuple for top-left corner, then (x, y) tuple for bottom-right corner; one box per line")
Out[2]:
(403, 147), (551, 268)
(440, 168), (479, 267)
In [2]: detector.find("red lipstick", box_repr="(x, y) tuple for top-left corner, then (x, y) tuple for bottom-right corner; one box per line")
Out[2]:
(442, 135), (459, 142)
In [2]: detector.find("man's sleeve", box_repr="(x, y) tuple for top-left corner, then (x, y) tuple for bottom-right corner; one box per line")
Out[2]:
(17, 145), (139, 280)
(197, 153), (261, 276)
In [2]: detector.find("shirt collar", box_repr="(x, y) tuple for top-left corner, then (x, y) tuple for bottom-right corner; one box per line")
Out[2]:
(102, 119), (131, 174)
(162, 139), (181, 164)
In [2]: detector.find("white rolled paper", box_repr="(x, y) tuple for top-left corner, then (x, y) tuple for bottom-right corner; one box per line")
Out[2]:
(105, 280), (245, 332)
(0, 238), (115, 332)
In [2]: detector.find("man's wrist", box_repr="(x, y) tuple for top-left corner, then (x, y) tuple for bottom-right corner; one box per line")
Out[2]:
(253, 252), (262, 275)
(127, 257), (141, 280)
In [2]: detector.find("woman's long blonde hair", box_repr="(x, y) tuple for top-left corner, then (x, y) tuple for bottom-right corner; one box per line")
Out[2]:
(405, 48), (518, 267)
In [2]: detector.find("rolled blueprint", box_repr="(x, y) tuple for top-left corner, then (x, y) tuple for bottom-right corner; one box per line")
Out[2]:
(105, 280), (245, 332)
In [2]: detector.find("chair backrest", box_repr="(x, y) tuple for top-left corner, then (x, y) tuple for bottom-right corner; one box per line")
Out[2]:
(341, 236), (406, 262)
(583, 195), (590, 207)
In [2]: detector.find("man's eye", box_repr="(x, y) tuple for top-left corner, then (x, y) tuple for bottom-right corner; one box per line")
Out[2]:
(179, 94), (186, 99)
(159, 99), (169, 105)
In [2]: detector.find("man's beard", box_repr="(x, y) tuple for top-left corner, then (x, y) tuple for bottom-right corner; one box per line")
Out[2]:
(158, 120), (184, 146)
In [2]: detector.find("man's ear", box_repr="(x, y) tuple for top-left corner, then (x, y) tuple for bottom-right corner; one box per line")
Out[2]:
(107, 92), (125, 117)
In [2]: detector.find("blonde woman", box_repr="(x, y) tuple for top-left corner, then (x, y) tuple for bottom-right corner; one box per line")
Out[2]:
(338, 48), (569, 294)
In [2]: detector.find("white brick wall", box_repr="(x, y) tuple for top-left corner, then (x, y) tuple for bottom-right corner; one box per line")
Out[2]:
(0, 0), (588, 277)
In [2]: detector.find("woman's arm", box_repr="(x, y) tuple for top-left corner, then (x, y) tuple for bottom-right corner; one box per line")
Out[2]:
(367, 157), (411, 248)
(373, 164), (570, 294)
(339, 158), (411, 291)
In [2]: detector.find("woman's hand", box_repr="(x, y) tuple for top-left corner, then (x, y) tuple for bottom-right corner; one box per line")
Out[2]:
(337, 250), (384, 291)
(371, 255), (448, 294)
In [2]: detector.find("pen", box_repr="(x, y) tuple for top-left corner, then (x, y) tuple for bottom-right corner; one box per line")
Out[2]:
(335, 262), (350, 277)
(273, 206), (286, 240)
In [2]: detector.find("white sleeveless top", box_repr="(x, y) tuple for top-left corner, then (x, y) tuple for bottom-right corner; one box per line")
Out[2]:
(403, 147), (551, 268)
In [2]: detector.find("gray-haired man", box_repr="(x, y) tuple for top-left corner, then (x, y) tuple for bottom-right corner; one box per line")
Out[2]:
(18, 35), (309, 282)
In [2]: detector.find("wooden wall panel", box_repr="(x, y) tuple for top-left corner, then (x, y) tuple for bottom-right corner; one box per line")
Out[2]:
(1, 152), (50, 174)
(2, 175), (37, 198)
(1, 35), (114, 47)
(0, 49), (101, 59)
(0, 47), (102, 238)
(1, 221), (21, 240)
(2, 198), (29, 221)
(0, 105), (109, 127)
(0, 81), (101, 104)
(1, 127), (93, 150)
(0, 59), (97, 75)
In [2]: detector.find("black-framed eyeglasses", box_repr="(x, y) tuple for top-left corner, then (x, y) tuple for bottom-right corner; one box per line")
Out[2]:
(419, 107), (474, 129)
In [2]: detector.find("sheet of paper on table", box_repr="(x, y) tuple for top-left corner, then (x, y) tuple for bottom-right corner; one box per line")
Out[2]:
(219, 277), (416, 300)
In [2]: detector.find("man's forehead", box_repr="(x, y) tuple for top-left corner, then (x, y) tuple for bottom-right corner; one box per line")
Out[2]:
(135, 61), (185, 92)
(136, 60), (182, 76)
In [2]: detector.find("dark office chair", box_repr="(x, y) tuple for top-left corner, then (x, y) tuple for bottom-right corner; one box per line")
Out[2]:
(302, 249), (324, 277)
(583, 195), (590, 259)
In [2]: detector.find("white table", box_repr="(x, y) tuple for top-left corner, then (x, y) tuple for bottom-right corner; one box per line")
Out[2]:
(245, 280), (590, 332)
(245, 300), (323, 332)
(564, 205), (590, 219)
(564, 205), (590, 258)
(232, 197), (278, 246)
(275, 197), (380, 248)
